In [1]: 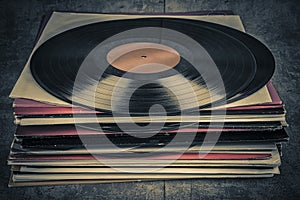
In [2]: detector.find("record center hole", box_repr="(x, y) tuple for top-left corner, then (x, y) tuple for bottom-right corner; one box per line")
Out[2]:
(140, 55), (147, 59)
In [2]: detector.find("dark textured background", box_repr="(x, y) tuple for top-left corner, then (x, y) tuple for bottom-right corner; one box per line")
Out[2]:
(0, 0), (299, 199)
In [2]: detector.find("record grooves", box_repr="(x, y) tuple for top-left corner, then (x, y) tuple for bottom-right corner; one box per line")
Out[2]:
(30, 18), (275, 114)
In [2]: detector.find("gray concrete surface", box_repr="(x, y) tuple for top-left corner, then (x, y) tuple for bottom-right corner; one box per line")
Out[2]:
(0, 0), (299, 199)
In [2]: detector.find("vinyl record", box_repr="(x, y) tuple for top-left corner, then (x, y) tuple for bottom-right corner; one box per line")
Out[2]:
(30, 18), (275, 114)
(15, 129), (288, 149)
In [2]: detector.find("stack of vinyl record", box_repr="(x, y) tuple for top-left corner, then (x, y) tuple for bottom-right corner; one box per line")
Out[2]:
(7, 11), (288, 187)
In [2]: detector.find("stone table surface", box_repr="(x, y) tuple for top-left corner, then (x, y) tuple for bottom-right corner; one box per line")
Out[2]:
(0, 0), (299, 199)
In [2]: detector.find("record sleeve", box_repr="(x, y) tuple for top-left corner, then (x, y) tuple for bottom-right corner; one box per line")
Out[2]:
(10, 12), (273, 109)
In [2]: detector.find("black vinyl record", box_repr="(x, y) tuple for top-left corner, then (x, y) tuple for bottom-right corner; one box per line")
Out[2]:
(15, 129), (288, 150)
(30, 18), (275, 115)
